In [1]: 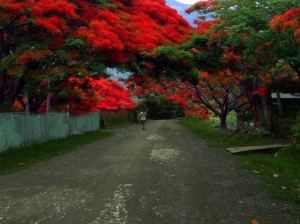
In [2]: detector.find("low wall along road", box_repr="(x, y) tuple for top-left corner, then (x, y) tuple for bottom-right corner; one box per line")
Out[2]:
(0, 113), (99, 153)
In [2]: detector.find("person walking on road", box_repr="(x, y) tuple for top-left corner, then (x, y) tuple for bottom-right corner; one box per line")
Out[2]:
(139, 109), (147, 130)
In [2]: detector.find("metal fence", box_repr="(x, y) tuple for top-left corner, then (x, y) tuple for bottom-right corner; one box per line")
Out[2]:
(0, 113), (99, 153)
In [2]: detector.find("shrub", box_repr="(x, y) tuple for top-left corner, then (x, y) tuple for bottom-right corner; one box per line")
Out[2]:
(291, 113), (300, 147)
(144, 96), (185, 119)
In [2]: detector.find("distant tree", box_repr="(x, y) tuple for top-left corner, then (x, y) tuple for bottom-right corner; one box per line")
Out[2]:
(149, 32), (248, 128)
(181, 70), (248, 129)
(144, 96), (185, 120)
(269, 7), (300, 78)
(127, 75), (209, 120)
(184, 0), (300, 130)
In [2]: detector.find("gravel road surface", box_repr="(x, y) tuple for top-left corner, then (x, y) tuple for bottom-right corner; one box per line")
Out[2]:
(0, 119), (299, 224)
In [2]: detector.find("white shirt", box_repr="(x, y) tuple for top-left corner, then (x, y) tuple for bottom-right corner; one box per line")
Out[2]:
(139, 112), (147, 121)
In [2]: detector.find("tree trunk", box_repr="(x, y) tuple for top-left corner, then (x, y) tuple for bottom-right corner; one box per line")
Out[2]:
(1, 29), (25, 112)
(240, 78), (261, 128)
(276, 90), (283, 115)
(250, 102), (260, 128)
(266, 90), (275, 133)
(220, 114), (227, 129)
(260, 90), (274, 133)
(0, 76), (25, 112)
(0, 30), (4, 60)
(235, 108), (246, 131)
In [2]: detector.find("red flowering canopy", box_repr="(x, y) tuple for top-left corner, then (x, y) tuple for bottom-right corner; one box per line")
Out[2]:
(0, 0), (192, 113)
(65, 77), (136, 114)
(270, 7), (300, 42)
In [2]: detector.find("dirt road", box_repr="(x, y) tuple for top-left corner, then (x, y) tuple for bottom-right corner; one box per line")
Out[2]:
(0, 120), (299, 224)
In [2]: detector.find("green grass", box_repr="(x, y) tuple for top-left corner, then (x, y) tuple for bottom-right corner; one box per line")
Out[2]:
(0, 130), (112, 175)
(239, 145), (300, 205)
(178, 118), (269, 148)
(179, 118), (300, 206)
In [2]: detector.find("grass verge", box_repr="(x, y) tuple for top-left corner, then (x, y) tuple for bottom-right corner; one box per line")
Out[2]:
(239, 145), (300, 206)
(178, 118), (269, 148)
(0, 130), (112, 175)
(178, 118), (300, 206)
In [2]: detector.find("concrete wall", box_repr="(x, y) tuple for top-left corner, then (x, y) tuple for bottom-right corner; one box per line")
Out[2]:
(0, 113), (99, 153)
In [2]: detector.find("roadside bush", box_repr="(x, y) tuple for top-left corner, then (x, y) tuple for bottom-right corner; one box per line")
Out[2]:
(144, 96), (185, 119)
(208, 111), (237, 130)
(291, 113), (300, 148)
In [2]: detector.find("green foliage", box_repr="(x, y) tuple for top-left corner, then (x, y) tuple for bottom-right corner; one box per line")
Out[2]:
(155, 46), (193, 61)
(291, 113), (300, 147)
(183, 34), (207, 47)
(153, 46), (194, 79)
(267, 0), (300, 14)
(144, 96), (185, 120)
(92, 0), (117, 9)
(14, 67), (25, 78)
(103, 2), (117, 9)
(275, 116), (296, 138)
(178, 118), (268, 149)
(240, 145), (300, 206)
(65, 37), (87, 48)
(2, 54), (18, 71)
(19, 41), (48, 51)
(208, 111), (237, 129)
(211, 0), (300, 67)
(153, 35), (224, 80)
(182, 35), (223, 72)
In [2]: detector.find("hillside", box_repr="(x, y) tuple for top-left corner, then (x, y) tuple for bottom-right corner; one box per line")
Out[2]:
(166, 0), (198, 25)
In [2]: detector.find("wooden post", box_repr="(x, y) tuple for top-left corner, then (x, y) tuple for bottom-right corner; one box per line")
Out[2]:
(276, 90), (283, 115)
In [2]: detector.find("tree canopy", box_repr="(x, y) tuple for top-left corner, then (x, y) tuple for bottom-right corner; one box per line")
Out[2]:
(1, 0), (299, 132)
(128, 0), (299, 129)
(0, 0), (191, 113)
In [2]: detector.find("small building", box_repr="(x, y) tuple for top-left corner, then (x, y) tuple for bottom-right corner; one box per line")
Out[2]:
(270, 79), (300, 136)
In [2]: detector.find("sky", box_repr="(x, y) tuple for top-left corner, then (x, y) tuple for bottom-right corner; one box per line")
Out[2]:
(175, 0), (199, 4)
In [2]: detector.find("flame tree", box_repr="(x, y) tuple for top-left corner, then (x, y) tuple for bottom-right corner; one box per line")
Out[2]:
(0, 0), (191, 113)
(168, 0), (300, 129)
